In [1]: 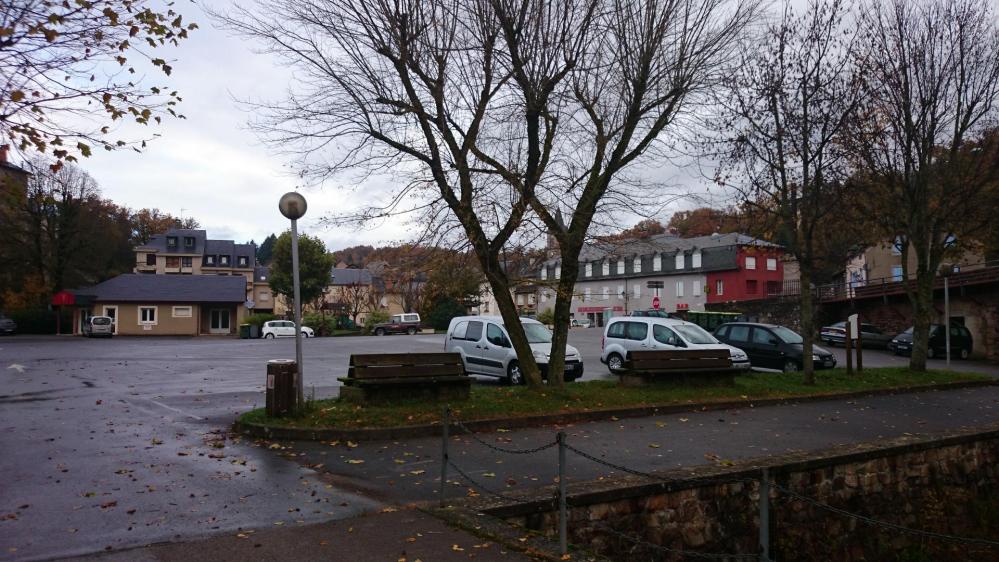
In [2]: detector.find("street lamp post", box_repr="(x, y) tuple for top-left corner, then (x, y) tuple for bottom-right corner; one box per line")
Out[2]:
(279, 192), (308, 409)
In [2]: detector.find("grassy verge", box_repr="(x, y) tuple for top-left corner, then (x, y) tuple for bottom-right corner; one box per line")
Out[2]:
(240, 367), (989, 430)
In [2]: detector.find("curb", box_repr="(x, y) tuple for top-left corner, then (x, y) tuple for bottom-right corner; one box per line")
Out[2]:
(231, 379), (998, 442)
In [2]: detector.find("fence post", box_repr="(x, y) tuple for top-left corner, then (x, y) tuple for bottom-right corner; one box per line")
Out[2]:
(845, 323), (853, 375)
(557, 431), (568, 556)
(759, 468), (771, 562)
(439, 406), (449, 508)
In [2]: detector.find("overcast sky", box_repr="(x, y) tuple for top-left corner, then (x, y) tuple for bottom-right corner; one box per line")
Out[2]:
(74, 2), (719, 253)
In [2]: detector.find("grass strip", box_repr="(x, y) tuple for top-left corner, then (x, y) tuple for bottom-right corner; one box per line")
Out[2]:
(240, 367), (989, 430)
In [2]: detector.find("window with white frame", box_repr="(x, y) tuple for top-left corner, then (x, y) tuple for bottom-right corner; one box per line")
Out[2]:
(716, 280), (724, 295)
(675, 253), (684, 270)
(172, 306), (192, 318)
(555, 265), (561, 279)
(675, 280), (684, 297)
(540, 267), (547, 280)
(745, 256), (756, 270)
(653, 255), (662, 271)
(766, 258), (777, 271)
(693, 282), (702, 297)
(633, 284), (641, 298)
(692, 251), (702, 268)
(139, 306), (157, 325)
(584, 288), (591, 301)
(617, 258), (625, 275)
(633, 256), (642, 273)
(516, 294), (524, 305)
(602, 261), (610, 276)
(585, 263), (592, 277)
(617, 285), (624, 299)
(602, 287), (609, 300)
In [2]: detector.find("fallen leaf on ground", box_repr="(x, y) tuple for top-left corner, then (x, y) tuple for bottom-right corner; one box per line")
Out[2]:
(409, 470), (425, 475)
(679, 418), (689, 423)
(381, 507), (398, 513)
(345, 459), (364, 464)
(451, 544), (464, 552)
(648, 444), (660, 448)
(347, 441), (358, 448)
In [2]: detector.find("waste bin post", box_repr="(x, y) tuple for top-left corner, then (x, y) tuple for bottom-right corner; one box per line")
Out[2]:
(266, 359), (297, 417)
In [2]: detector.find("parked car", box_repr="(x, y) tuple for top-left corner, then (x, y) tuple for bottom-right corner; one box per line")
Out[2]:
(262, 320), (314, 339)
(630, 309), (672, 318)
(570, 318), (592, 328)
(372, 313), (423, 336)
(820, 321), (894, 349)
(445, 315), (583, 384)
(888, 324), (973, 359)
(600, 317), (751, 373)
(714, 322), (836, 372)
(0, 314), (15, 335)
(83, 316), (114, 338)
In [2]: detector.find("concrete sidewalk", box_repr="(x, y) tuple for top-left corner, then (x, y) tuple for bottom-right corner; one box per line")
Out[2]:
(62, 509), (530, 562)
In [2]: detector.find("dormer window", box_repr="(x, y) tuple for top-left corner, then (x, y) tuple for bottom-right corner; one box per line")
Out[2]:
(220, 256), (230, 266)
(184, 236), (195, 248)
(601, 261), (610, 276)
(166, 236), (177, 248)
(206, 255), (216, 266)
(238, 256), (248, 267)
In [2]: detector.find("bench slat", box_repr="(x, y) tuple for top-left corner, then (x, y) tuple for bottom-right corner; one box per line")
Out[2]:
(350, 353), (462, 367)
(348, 363), (464, 379)
(629, 349), (730, 360)
(629, 358), (732, 370)
(339, 375), (468, 386)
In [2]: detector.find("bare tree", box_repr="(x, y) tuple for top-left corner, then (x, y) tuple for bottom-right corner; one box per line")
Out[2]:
(1, 1), (197, 164)
(850, 0), (999, 371)
(214, 0), (756, 388)
(709, 0), (862, 383)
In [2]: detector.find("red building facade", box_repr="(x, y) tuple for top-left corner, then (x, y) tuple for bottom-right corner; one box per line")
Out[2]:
(706, 246), (785, 303)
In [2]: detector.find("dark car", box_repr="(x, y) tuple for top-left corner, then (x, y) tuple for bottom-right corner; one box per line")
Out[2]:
(888, 324), (973, 359)
(372, 313), (423, 336)
(714, 322), (837, 372)
(819, 321), (893, 349)
(0, 315), (15, 335)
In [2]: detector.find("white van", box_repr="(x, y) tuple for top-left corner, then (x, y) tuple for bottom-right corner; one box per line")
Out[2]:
(599, 317), (750, 373)
(445, 315), (583, 384)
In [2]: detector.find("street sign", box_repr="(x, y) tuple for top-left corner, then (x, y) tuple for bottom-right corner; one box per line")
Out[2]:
(847, 313), (859, 340)
(647, 281), (664, 289)
(652, 296), (661, 310)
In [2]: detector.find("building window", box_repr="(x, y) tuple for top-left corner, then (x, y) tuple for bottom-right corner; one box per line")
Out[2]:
(259, 293), (270, 302)
(746, 279), (758, 294)
(617, 258), (625, 275)
(165, 256), (181, 268)
(585, 263), (592, 277)
(693, 282), (702, 297)
(145, 253), (156, 266)
(617, 285), (624, 299)
(220, 256), (230, 266)
(891, 266), (904, 282)
(602, 287), (609, 300)
(238, 256), (248, 267)
(184, 236), (195, 248)
(584, 288), (591, 301)
(675, 253), (684, 270)
(633, 284), (641, 298)
(692, 252), (701, 268)
(182, 257), (192, 268)
(745, 256), (756, 270)
(767, 281), (781, 295)
(633, 256), (642, 273)
(517, 294), (525, 305)
(716, 280), (724, 295)
(172, 306), (193, 318)
(138, 306), (157, 325)
(602, 261), (610, 276)
(653, 255), (662, 271)
(540, 267), (547, 280)
(675, 280), (684, 298)
(166, 236), (177, 248)
(766, 258), (777, 271)
(555, 265), (561, 279)
(206, 255), (215, 266)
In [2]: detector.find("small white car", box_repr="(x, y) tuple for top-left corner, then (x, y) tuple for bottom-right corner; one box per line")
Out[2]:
(600, 316), (750, 373)
(261, 320), (314, 339)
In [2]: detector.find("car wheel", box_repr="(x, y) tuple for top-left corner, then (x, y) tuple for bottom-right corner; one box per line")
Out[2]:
(606, 353), (625, 373)
(506, 361), (524, 386)
(960, 347), (970, 360)
(302, 332), (310, 338)
(927, 347), (935, 359)
(407, 327), (417, 335)
(374, 328), (386, 336)
(783, 360), (799, 373)
(265, 333), (275, 339)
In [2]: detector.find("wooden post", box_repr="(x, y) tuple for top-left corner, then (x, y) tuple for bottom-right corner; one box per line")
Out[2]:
(845, 322), (853, 375)
(856, 325), (863, 372)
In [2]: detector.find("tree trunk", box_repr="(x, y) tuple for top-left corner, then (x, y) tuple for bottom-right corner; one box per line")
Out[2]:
(482, 264), (544, 388)
(908, 272), (935, 372)
(799, 261), (816, 385)
(545, 275), (576, 391)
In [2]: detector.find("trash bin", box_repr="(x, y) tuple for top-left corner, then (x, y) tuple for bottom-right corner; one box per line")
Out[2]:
(266, 359), (297, 417)
(239, 324), (251, 339)
(250, 324), (260, 339)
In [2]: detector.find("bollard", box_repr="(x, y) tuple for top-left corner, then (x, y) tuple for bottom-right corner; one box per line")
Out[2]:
(440, 407), (450, 508)
(266, 359), (297, 417)
(557, 431), (568, 556)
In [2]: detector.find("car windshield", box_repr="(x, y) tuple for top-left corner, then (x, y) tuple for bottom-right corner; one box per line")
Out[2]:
(772, 326), (803, 344)
(522, 323), (552, 344)
(92, 317), (111, 325)
(902, 327), (913, 335)
(672, 324), (718, 345)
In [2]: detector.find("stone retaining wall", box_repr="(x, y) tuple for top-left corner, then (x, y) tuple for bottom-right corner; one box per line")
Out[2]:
(487, 428), (999, 561)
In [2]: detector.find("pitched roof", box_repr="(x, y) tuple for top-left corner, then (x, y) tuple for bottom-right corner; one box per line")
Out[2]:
(254, 265), (270, 283)
(139, 229), (207, 253)
(330, 268), (373, 286)
(74, 274), (247, 303)
(562, 232), (778, 264)
(205, 239), (235, 257)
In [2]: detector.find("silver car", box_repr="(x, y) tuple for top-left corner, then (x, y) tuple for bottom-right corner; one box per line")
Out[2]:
(600, 317), (750, 373)
(83, 316), (114, 338)
(445, 315), (583, 384)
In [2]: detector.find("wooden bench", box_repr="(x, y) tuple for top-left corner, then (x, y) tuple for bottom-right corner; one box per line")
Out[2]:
(337, 353), (471, 404)
(619, 349), (737, 387)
